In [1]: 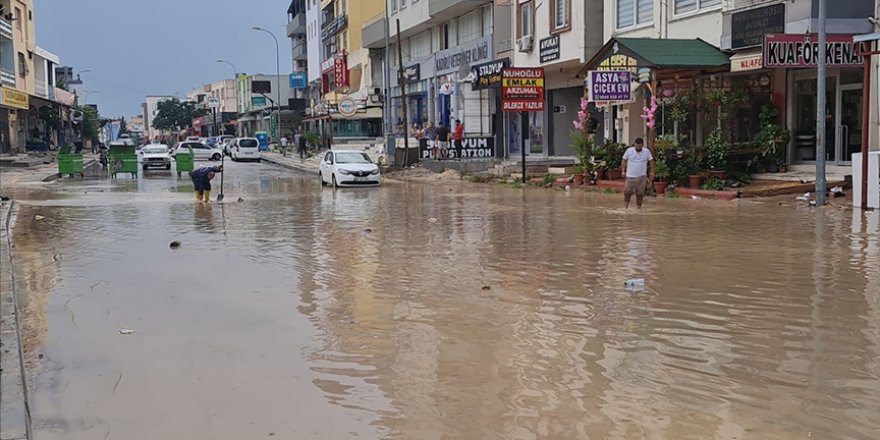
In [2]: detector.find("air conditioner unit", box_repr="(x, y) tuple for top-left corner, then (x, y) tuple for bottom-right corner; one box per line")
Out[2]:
(517, 35), (534, 52)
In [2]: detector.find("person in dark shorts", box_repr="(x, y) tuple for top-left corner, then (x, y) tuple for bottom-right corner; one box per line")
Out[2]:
(436, 123), (450, 159)
(191, 165), (223, 203)
(621, 138), (654, 209)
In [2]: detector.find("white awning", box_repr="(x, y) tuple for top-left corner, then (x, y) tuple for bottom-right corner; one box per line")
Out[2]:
(730, 49), (763, 72)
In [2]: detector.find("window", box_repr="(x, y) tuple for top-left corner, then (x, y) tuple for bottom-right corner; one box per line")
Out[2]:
(551, 0), (570, 32)
(17, 52), (26, 77)
(14, 7), (21, 29)
(674, 0), (721, 15)
(400, 0), (406, 9)
(617, 0), (652, 29)
(391, 0), (398, 13)
(518, 1), (534, 39)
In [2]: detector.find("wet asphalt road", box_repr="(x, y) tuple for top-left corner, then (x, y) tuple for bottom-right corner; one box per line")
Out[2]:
(6, 159), (880, 439)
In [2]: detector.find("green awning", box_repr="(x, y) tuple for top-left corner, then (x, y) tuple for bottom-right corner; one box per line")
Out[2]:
(581, 38), (730, 74)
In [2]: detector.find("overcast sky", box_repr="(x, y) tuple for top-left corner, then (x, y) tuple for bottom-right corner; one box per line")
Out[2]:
(36, 0), (291, 118)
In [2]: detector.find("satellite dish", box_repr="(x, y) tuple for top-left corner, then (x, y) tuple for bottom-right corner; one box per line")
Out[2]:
(71, 110), (85, 123)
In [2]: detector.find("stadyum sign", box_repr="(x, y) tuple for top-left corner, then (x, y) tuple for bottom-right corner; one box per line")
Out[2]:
(763, 34), (865, 68)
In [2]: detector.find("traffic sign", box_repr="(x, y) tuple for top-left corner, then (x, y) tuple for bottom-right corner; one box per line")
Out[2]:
(207, 97), (221, 108)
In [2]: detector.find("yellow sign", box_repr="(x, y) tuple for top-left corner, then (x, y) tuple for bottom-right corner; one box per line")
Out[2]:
(501, 78), (544, 87)
(598, 54), (639, 73)
(0, 87), (29, 110)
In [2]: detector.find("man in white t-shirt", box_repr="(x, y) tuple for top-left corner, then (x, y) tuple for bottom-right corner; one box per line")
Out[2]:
(621, 138), (655, 209)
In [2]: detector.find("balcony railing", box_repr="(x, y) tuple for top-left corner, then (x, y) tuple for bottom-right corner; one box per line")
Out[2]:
(0, 67), (15, 88)
(287, 12), (306, 37)
(321, 14), (347, 41)
(0, 18), (12, 39)
(35, 79), (48, 99)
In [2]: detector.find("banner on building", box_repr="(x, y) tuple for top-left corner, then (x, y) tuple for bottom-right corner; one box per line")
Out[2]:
(404, 64), (421, 84)
(539, 35), (561, 64)
(0, 88), (29, 110)
(334, 52), (350, 88)
(471, 58), (510, 90)
(434, 35), (493, 76)
(501, 67), (545, 112)
(763, 34), (865, 68)
(419, 137), (495, 159)
(731, 3), (785, 49)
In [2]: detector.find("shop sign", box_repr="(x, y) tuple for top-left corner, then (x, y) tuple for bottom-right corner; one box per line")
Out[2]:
(471, 58), (509, 91)
(501, 67), (544, 112)
(335, 52), (350, 87)
(252, 80), (271, 94)
(730, 52), (764, 72)
(434, 35), (493, 76)
(539, 35), (561, 64)
(289, 72), (307, 89)
(338, 97), (357, 117)
(597, 54), (639, 73)
(321, 57), (335, 73)
(764, 34), (865, 68)
(419, 137), (494, 159)
(1, 88), (29, 110)
(587, 70), (632, 102)
(731, 4), (785, 50)
(404, 63), (420, 84)
(251, 96), (267, 107)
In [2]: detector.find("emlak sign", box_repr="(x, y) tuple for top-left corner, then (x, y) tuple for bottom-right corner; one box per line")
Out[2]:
(501, 67), (545, 112)
(763, 34), (865, 68)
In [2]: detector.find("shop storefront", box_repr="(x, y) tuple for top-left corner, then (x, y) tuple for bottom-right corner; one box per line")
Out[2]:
(1, 88), (29, 153)
(762, 34), (867, 166)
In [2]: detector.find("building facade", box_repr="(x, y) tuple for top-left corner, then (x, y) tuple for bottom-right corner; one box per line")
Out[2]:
(236, 74), (294, 138)
(143, 95), (174, 141)
(187, 79), (238, 114)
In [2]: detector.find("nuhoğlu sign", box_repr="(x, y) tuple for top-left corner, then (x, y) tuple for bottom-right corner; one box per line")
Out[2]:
(501, 67), (545, 112)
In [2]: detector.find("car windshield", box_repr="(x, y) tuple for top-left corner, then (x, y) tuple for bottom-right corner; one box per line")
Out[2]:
(239, 139), (258, 148)
(335, 152), (372, 164)
(144, 147), (166, 154)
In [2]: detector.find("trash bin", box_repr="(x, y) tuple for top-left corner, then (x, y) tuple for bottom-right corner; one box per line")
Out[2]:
(108, 142), (138, 178)
(175, 147), (194, 177)
(57, 147), (84, 178)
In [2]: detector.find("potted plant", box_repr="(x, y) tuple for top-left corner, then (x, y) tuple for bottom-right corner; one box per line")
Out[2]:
(570, 97), (595, 184)
(572, 164), (586, 185)
(755, 105), (791, 173)
(686, 155), (704, 188)
(703, 128), (728, 180)
(670, 159), (689, 187)
(604, 141), (623, 179)
(654, 159), (670, 195)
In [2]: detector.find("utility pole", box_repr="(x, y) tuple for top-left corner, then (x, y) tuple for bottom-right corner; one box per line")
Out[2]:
(815, 0), (827, 206)
(383, 2), (395, 164)
(396, 19), (410, 166)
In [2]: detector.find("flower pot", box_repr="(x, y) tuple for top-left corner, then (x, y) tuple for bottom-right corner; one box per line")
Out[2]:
(573, 174), (585, 185)
(654, 181), (668, 195)
(688, 174), (704, 188)
(607, 169), (622, 180)
(708, 170), (726, 180)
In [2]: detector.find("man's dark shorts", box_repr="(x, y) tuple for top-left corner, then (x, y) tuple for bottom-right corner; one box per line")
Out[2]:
(624, 176), (648, 196)
(191, 175), (211, 192)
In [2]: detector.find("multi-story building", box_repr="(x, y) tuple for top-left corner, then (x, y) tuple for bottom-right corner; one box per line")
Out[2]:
(305, 0), (323, 108)
(0, 0), (35, 153)
(287, 0), (309, 97)
(511, 0), (604, 158)
(143, 95), (174, 141)
(362, 0), (512, 154)
(187, 79), (238, 114)
(308, 0), (384, 140)
(236, 74), (294, 138)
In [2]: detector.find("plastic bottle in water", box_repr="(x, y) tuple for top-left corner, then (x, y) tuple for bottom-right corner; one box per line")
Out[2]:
(624, 279), (645, 288)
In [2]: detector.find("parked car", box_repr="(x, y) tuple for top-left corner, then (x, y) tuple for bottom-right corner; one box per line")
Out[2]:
(319, 150), (381, 187)
(185, 136), (201, 142)
(219, 135), (234, 146)
(172, 141), (223, 161)
(139, 144), (172, 170)
(231, 137), (261, 162)
(221, 137), (235, 156)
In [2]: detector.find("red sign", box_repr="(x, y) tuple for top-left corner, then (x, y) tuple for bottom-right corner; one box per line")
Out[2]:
(763, 34), (865, 68)
(501, 67), (544, 112)
(334, 52), (349, 88)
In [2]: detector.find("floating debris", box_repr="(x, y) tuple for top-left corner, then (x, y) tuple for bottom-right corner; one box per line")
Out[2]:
(481, 285), (491, 291)
(363, 228), (374, 233)
(795, 192), (810, 201)
(169, 241), (182, 249)
(691, 195), (701, 200)
(428, 218), (438, 223)
(34, 215), (45, 220)
(237, 197), (245, 202)
(564, 185), (571, 191)
(119, 329), (135, 335)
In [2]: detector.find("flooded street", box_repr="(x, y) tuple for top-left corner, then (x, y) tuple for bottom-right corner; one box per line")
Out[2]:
(5, 161), (880, 439)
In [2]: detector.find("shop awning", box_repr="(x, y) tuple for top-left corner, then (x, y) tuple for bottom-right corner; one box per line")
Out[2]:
(580, 38), (730, 76)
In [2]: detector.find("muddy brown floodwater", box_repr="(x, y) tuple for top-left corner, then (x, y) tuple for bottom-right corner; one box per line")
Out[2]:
(5, 161), (880, 439)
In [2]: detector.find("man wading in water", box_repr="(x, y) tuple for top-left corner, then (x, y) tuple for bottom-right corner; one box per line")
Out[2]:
(621, 138), (654, 209)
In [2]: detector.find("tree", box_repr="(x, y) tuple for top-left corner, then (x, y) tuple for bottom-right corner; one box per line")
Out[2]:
(77, 106), (100, 141)
(56, 77), (68, 91)
(152, 99), (207, 132)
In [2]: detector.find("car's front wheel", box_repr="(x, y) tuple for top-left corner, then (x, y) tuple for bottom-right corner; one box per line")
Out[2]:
(332, 174), (339, 188)
(319, 172), (326, 186)
(212, 153), (221, 161)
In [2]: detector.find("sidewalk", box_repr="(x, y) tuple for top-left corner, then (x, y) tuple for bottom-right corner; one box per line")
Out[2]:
(0, 201), (29, 440)
(260, 152), (321, 174)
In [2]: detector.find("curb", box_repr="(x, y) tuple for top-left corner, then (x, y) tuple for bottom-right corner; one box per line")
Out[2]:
(0, 201), (31, 440)
(260, 156), (318, 174)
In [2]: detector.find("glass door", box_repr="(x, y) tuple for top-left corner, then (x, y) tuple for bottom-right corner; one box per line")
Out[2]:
(837, 85), (863, 165)
(792, 76), (836, 163)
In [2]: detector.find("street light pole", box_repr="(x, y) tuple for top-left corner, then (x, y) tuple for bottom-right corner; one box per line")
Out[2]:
(815, 0), (827, 206)
(217, 59), (239, 135)
(253, 26), (282, 144)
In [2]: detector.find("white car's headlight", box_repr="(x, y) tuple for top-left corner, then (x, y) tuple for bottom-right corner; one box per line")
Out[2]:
(370, 169), (380, 175)
(338, 169), (351, 175)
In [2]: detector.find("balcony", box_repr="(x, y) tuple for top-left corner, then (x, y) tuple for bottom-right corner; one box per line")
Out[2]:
(35, 79), (48, 99)
(292, 42), (307, 61)
(321, 14), (347, 41)
(428, 0), (488, 22)
(0, 67), (15, 88)
(287, 12), (306, 37)
(361, 14), (386, 49)
(0, 17), (11, 39)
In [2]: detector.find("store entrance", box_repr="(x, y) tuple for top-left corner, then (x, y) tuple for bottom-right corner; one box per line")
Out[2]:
(791, 70), (863, 166)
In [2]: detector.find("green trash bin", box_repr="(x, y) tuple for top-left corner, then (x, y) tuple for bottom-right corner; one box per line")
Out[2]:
(175, 147), (194, 177)
(57, 151), (84, 178)
(108, 142), (138, 179)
